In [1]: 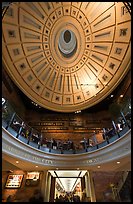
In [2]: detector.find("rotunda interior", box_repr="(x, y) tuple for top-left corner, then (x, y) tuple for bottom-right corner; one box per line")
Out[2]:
(2, 2), (131, 202)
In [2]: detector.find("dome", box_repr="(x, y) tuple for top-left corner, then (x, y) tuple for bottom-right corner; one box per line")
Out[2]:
(2, 2), (131, 112)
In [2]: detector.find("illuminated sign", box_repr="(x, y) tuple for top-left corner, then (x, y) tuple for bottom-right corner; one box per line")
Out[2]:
(25, 172), (40, 186)
(5, 174), (23, 188)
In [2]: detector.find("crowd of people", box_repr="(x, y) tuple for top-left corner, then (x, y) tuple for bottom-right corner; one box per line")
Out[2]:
(55, 193), (80, 202)
(9, 113), (130, 153)
(11, 118), (97, 151)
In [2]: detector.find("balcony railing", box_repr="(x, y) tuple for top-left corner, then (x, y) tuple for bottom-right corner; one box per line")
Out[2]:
(2, 100), (131, 155)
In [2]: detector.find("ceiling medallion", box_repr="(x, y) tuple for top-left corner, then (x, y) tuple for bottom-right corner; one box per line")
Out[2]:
(2, 2), (131, 112)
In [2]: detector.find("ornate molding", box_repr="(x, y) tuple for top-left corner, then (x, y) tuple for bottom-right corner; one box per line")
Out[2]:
(2, 127), (131, 168)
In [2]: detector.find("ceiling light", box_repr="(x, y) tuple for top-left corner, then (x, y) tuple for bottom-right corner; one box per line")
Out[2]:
(97, 165), (101, 168)
(110, 95), (114, 98)
(120, 95), (123, 97)
(75, 110), (81, 113)
(77, 168), (79, 170)
(35, 165), (38, 168)
(129, 104), (131, 109)
(56, 168), (59, 170)
(16, 161), (19, 164)
(117, 161), (120, 164)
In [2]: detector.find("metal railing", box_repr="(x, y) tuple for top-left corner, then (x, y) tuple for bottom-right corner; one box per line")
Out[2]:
(2, 100), (131, 155)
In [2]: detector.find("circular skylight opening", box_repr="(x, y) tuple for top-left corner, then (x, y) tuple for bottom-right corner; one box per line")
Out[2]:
(64, 30), (71, 43)
(58, 29), (77, 58)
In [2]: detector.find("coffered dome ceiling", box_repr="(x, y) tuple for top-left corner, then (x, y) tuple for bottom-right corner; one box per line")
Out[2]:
(2, 2), (131, 112)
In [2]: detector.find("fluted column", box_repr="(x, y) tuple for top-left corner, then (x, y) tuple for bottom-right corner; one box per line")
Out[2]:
(86, 171), (96, 202)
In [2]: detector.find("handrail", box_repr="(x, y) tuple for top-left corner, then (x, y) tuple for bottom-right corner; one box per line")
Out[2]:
(2, 100), (131, 155)
(2, 126), (131, 169)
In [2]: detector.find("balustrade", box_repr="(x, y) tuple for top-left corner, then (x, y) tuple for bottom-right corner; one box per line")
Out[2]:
(2, 100), (131, 155)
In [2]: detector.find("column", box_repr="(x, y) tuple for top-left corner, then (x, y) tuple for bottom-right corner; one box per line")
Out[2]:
(85, 173), (90, 198)
(40, 170), (48, 202)
(45, 172), (52, 202)
(86, 171), (96, 202)
(93, 133), (98, 145)
(49, 176), (56, 202)
(5, 112), (16, 130)
(81, 176), (85, 192)
(120, 111), (130, 129)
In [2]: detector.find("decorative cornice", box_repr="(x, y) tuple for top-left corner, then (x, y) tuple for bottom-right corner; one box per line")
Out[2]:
(2, 127), (131, 168)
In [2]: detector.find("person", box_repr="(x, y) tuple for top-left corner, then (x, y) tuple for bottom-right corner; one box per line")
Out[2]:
(83, 137), (87, 150)
(71, 140), (74, 150)
(12, 119), (22, 132)
(67, 139), (72, 150)
(32, 132), (39, 143)
(29, 189), (43, 202)
(41, 137), (47, 147)
(20, 122), (26, 137)
(58, 195), (64, 202)
(64, 194), (69, 202)
(6, 195), (15, 202)
(73, 194), (78, 202)
(81, 192), (87, 202)
(55, 195), (59, 202)
(105, 135), (109, 144)
(53, 139), (57, 149)
(87, 138), (90, 147)
(116, 123), (122, 132)
(76, 195), (80, 202)
(2, 196), (6, 202)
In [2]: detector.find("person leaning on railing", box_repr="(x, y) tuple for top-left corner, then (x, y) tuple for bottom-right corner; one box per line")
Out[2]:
(20, 122), (26, 138)
(11, 119), (21, 133)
